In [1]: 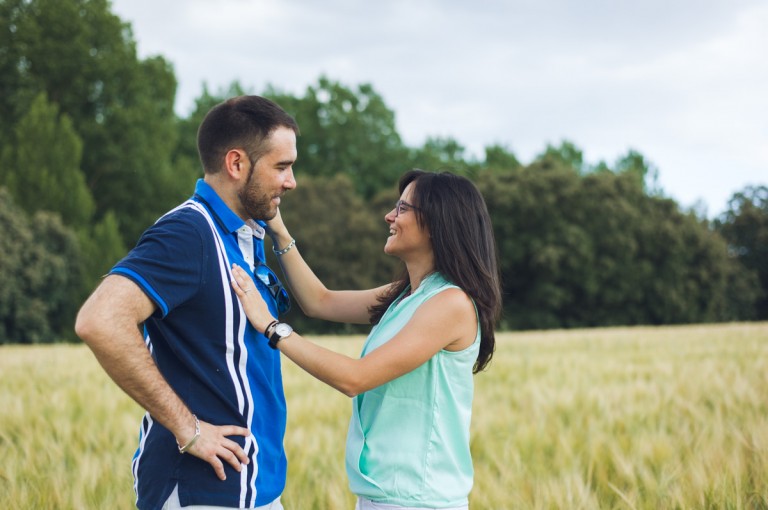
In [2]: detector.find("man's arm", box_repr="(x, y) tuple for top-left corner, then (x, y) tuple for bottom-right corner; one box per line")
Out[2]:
(75, 274), (250, 481)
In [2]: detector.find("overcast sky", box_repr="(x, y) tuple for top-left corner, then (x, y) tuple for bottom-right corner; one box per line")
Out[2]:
(111, 0), (767, 217)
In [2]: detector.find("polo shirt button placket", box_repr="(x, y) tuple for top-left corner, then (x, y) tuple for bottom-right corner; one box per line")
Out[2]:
(236, 225), (255, 272)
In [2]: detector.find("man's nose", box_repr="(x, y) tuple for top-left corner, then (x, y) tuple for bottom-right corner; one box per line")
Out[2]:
(284, 168), (297, 189)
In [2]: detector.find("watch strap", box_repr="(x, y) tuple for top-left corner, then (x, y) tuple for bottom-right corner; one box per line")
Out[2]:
(268, 328), (281, 349)
(268, 323), (292, 349)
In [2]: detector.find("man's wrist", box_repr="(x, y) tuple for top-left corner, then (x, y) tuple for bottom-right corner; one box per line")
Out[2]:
(177, 414), (200, 454)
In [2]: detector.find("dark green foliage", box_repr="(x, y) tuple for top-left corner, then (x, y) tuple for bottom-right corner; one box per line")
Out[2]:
(714, 186), (768, 319)
(265, 76), (409, 199)
(0, 189), (81, 343)
(482, 144), (522, 173)
(76, 211), (127, 300)
(0, 92), (94, 227)
(406, 136), (476, 176)
(535, 140), (585, 174)
(613, 149), (660, 194)
(0, 0), (180, 246)
(477, 163), (759, 330)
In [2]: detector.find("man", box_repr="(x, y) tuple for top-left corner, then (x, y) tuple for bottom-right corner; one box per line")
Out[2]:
(76, 96), (298, 509)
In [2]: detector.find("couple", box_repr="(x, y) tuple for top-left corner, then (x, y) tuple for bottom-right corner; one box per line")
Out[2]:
(76, 95), (502, 510)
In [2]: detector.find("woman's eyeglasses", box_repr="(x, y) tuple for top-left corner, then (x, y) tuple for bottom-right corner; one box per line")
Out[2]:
(254, 262), (291, 314)
(395, 200), (420, 217)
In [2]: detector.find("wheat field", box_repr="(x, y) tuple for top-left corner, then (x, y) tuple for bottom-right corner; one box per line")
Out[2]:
(1, 323), (767, 509)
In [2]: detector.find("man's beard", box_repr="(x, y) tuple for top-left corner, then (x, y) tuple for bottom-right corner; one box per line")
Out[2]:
(239, 167), (277, 220)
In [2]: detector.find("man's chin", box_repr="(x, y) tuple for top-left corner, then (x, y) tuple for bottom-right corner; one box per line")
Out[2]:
(245, 204), (277, 221)
(252, 210), (278, 222)
(264, 207), (279, 221)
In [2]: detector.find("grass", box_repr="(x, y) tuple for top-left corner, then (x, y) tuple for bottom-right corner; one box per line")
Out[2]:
(1, 323), (767, 509)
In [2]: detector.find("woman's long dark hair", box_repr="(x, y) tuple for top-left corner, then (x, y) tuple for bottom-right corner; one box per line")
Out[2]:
(369, 170), (502, 373)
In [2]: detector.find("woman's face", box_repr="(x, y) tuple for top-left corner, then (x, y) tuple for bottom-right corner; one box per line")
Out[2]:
(384, 182), (431, 259)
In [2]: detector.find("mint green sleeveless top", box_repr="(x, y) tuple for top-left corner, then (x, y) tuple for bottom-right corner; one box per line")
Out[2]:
(345, 272), (480, 507)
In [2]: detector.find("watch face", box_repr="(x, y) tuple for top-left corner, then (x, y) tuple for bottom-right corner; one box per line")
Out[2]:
(275, 323), (293, 336)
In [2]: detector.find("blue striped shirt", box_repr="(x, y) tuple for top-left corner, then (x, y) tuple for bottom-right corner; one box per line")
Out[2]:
(111, 179), (288, 509)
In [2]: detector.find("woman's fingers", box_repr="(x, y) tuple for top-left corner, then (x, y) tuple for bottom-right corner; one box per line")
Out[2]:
(231, 264), (248, 293)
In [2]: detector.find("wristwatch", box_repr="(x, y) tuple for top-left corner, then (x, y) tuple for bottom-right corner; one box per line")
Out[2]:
(268, 322), (293, 349)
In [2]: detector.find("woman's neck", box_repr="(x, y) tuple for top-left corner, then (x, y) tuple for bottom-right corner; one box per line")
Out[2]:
(406, 263), (435, 294)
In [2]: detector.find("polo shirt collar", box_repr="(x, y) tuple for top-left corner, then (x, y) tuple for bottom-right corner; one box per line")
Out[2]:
(193, 179), (265, 238)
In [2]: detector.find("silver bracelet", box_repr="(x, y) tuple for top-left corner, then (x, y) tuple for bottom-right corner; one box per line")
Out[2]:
(177, 414), (200, 454)
(273, 238), (296, 256)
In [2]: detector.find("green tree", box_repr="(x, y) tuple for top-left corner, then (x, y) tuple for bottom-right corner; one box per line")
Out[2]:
(0, 92), (94, 227)
(0, 92), (120, 315)
(0, 189), (81, 344)
(406, 136), (475, 175)
(615, 190), (734, 326)
(477, 160), (590, 328)
(481, 143), (522, 173)
(613, 149), (661, 195)
(76, 211), (127, 300)
(1, 0), (179, 245)
(266, 76), (408, 199)
(477, 162), (749, 330)
(535, 140), (585, 173)
(714, 185), (768, 318)
(0, 0), (35, 142)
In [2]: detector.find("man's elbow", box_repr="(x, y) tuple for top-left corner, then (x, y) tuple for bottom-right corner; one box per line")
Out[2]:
(74, 301), (106, 348)
(74, 307), (95, 344)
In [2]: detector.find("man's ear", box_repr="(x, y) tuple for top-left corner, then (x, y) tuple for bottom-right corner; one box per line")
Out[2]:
(224, 149), (248, 179)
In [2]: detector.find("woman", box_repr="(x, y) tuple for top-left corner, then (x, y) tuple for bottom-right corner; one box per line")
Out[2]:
(231, 169), (502, 509)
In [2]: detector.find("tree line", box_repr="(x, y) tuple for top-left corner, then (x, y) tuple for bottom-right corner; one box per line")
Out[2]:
(0, 0), (765, 343)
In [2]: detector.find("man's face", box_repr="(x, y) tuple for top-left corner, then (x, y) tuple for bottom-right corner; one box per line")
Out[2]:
(238, 127), (297, 220)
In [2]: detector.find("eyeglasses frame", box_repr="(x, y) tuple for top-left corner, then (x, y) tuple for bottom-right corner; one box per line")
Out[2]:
(395, 200), (420, 217)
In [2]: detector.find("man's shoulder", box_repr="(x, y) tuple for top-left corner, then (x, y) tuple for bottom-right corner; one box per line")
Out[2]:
(155, 201), (212, 229)
(144, 201), (221, 241)
(114, 202), (219, 313)
(128, 202), (217, 259)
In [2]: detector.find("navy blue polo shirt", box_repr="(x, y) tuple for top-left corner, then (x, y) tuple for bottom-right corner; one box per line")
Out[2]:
(111, 179), (288, 509)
